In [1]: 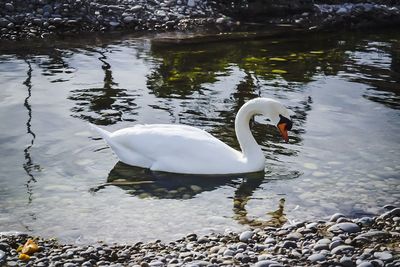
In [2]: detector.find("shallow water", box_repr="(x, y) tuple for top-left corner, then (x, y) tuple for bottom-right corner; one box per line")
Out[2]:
(0, 30), (399, 244)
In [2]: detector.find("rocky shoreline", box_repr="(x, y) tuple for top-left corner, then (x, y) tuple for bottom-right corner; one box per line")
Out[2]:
(1, 206), (399, 267)
(0, 0), (400, 41)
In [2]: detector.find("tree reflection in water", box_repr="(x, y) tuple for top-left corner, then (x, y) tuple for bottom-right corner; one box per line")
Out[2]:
(69, 49), (138, 125)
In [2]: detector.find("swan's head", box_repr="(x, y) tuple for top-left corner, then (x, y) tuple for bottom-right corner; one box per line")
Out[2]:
(253, 98), (293, 142)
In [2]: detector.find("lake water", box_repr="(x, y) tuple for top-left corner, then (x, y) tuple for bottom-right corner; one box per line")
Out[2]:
(0, 30), (399, 244)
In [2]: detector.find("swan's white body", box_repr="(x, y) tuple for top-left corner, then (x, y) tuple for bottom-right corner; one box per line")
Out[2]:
(92, 98), (291, 174)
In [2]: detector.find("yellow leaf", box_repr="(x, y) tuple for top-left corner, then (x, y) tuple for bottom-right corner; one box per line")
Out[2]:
(310, 50), (324, 54)
(19, 254), (31, 261)
(271, 69), (288, 74)
(290, 53), (297, 57)
(21, 239), (39, 255)
(269, 57), (287, 62)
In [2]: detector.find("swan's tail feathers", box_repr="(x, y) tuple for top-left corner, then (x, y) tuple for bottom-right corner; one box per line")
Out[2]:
(90, 124), (112, 142)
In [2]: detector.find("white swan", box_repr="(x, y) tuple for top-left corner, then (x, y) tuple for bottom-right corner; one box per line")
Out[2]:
(91, 98), (292, 174)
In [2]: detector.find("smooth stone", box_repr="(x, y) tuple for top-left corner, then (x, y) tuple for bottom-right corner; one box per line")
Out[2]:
(330, 213), (346, 222)
(370, 259), (384, 267)
(5, 3), (14, 11)
(149, 261), (164, 267)
(264, 237), (276, 244)
(0, 250), (6, 263)
(383, 204), (397, 210)
(282, 240), (297, 249)
(340, 256), (355, 267)
(355, 231), (390, 241)
(379, 208), (400, 219)
(223, 249), (234, 257)
(314, 243), (329, 251)
(0, 243), (9, 251)
(328, 222), (360, 233)
(285, 232), (302, 241)
(332, 245), (355, 255)
(187, 0), (195, 7)
(305, 222), (318, 229)
(357, 262), (374, 267)
(255, 260), (280, 267)
(308, 253), (326, 262)
(373, 251), (393, 261)
(329, 240), (343, 250)
(109, 21), (120, 27)
(123, 16), (135, 23)
(357, 217), (374, 226)
(239, 230), (253, 242)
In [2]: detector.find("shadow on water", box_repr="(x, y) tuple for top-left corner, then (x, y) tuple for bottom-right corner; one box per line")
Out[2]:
(91, 162), (288, 228)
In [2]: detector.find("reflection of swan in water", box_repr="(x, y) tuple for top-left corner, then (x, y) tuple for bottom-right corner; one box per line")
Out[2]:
(91, 162), (288, 227)
(90, 162), (265, 199)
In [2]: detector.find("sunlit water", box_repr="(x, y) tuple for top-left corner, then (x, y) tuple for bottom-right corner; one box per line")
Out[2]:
(0, 30), (399, 244)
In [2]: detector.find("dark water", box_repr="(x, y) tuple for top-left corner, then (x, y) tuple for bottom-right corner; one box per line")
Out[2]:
(0, 30), (399, 244)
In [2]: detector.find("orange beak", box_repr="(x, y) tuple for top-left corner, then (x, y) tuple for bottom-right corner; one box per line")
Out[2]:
(277, 122), (289, 143)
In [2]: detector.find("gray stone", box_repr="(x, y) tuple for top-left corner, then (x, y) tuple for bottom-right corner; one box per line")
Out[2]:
(149, 261), (163, 267)
(264, 237), (276, 244)
(331, 245), (355, 255)
(123, 16), (135, 24)
(223, 249), (234, 257)
(329, 240), (343, 250)
(383, 204), (397, 210)
(370, 259), (384, 267)
(373, 251), (393, 261)
(340, 256), (355, 267)
(215, 17), (226, 24)
(355, 231), (390, 241)
(379, 208), (400, 219)
(0, 250), (6, 264)
(255, 260), (280, 267)
(314, 243), (329, 251)
(357, 262), (374, 267)
(330, 213), (345, 222)
(187, 0), (195, 7)
(239, 230), (253, 242)
(282, 240), (297, 249)
(130, 5), (143, 12)
(109, 21), (120, 27)
(308, 253), (326, 262)
(337, 7), (348, 14)
(357, 217), (374, 226)
(5, 3), (14, 11)
(285, 232), (302, 241)
(328, 222), (360, 233)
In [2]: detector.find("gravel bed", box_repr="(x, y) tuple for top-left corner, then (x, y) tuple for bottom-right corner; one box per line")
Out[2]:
(1, 0), (400, 40)
(0, 206), (399, 267)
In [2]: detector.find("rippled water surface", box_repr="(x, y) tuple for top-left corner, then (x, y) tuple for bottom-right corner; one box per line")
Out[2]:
(0, 30), (399, 244)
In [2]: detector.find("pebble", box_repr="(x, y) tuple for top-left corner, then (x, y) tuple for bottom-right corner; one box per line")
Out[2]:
(0, 206), (398, 267)
(330, 213), (345, 222)
(0, 250), (6, 264)
(239, 230), (253, 242)
(328, 222), (360, 233)
(331, 245), (355, 254)
(255, 260), (280, 267)
(307, 253), (326, 262)
(340, 256), (355, 267)
(373, 251), (393, 261)
(357, 262), (374, 267)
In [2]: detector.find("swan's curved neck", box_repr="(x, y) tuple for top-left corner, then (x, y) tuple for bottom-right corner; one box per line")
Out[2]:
(234, 100), (266, 165)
